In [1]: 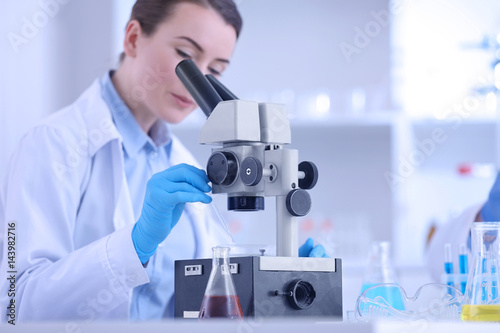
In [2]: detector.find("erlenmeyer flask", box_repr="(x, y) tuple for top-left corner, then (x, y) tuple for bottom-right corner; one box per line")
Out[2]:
(359, 241), (405, 311)
(199, 246), (243, 319)
(462, 222), (500, 321)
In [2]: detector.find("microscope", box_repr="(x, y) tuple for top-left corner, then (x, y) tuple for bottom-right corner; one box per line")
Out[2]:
(173, 59), (342, 318)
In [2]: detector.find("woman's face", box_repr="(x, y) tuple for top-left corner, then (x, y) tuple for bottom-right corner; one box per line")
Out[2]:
(128, 3), (237, 124)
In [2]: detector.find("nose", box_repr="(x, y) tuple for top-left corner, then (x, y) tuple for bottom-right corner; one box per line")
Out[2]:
(193, 60), (211, 76)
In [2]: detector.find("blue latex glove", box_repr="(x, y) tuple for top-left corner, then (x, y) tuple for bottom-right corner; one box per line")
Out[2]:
(481, 172), (500, 222)
(299, 237), (329, 258)
(132, 164), (212, 263)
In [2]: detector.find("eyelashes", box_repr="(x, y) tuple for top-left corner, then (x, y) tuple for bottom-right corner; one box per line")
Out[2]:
(176, 49), (222, 76)
(176, 49), (191, 59)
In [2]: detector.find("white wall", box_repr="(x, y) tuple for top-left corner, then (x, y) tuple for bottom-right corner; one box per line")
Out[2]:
(222, 0), (392, 114)
(0, 0), (122, 179)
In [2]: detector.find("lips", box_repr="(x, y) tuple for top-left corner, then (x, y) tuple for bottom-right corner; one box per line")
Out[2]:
(172, 93), (194, 108)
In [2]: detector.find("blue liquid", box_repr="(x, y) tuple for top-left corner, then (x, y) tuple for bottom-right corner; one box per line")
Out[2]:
(482, 258), (488, 302)
(445, 262), (454, 288)
(492, 265), (498, 300)
(459, 254), (468, 294)
(360, 283), (406, 311)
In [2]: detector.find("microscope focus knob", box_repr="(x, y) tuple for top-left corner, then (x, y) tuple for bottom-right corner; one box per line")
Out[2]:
(286, 279), (316, 310)
(207, 151), (238, 186)
(298, 161), (318, 190)
(240, 157), (263, 186)
(286, 189), (311, 217)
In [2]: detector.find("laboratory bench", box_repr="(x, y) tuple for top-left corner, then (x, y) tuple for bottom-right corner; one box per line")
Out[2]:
(1, 319), (498, 333)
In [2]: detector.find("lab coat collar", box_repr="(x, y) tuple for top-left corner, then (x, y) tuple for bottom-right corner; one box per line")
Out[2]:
(76, 78), (122, 156)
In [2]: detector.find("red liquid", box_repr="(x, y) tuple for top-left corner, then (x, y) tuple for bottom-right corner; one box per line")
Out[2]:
(198, 295), (244, 319)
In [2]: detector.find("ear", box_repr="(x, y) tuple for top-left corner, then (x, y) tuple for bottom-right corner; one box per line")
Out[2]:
(123, 20), (142, 59)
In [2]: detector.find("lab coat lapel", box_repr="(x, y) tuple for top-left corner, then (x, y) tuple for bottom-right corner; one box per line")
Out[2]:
(81, 79), (135, 231)
(110, 141), (135, 231)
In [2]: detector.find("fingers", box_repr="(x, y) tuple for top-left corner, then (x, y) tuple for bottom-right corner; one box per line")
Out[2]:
(175, 191), (212, 204)
(162, 182), (209, 195)
(153, 164), (211, 193)
(156, 189), (212, 206)
(299, 238), (329, 258)
(166, 164), (210, 183)
(309, 244), (326, 258)
(299, 237), (314, 257)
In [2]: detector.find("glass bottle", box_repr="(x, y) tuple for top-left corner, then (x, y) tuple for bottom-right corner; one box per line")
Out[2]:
(199, 246), (243, 319)
(359, 241), (405, 310)
(461, 222), (500, 321)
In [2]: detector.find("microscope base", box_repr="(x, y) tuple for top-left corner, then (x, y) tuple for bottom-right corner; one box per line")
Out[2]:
(174, 256), (343, 319)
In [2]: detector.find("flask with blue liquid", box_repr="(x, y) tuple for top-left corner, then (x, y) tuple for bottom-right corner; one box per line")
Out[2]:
(359, 241), (405, 311)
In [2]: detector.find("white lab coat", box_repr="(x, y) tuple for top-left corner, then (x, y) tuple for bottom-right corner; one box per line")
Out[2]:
(425, 202), (482, 282)
(0, 78), (230, 322)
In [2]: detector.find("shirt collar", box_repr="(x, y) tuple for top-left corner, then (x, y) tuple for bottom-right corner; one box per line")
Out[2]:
(100, 71), (171, 158)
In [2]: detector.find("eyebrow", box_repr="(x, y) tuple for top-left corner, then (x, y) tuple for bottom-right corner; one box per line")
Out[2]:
(176, 36), (230, 64)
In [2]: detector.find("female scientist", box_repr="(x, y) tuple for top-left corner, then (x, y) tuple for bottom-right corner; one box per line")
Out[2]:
(1, 0), (325, 322)
(426, 173), (500, 281)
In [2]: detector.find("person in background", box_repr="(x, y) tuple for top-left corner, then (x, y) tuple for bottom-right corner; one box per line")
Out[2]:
(0, 0), (326, 322)
(426, 173), (500, 281)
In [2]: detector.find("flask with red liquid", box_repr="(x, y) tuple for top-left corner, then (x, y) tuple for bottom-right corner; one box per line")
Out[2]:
(199, 246), (243, 319)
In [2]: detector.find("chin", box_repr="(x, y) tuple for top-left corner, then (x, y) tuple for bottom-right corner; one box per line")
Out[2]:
(160, 109), (194, 124)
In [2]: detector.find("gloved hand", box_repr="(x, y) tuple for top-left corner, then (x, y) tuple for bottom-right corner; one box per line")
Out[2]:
(299, 237), (329, 258)
(481, 172), (500, 222)
(132, 164), (212, 263)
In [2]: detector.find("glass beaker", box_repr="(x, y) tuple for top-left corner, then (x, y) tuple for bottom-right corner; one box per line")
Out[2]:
(199, 246), (244, 319)
(359, 242), (405, 311)
(461, 222), (500, 321)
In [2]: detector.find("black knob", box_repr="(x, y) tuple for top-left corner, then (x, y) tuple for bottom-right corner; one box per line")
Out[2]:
(287, 280), (316, 310)
(286, 189), (311, 217)
(240, 157), (263, 186)
(298, 161), (318, 190)
(207, 151), (238, 186)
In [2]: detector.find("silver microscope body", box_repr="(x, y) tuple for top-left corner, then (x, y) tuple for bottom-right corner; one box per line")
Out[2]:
(176, 59), (319, 257)
(174, 59), (342, 318)
(201, 98), (318, 257)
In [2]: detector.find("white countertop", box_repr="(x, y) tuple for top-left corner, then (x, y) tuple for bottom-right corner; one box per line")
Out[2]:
(1, 319), (498, 333)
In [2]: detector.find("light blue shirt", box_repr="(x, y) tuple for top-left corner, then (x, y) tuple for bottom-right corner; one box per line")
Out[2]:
(100, 72), (196, 319)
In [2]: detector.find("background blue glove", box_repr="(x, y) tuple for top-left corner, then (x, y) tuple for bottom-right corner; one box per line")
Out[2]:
(132, 164), (212, 263)
(481, 172), (500, 222)
(299, 237), (329, 258)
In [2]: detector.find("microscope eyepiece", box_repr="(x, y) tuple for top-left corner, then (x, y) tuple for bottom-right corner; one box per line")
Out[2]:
(175, 59), (223, 117)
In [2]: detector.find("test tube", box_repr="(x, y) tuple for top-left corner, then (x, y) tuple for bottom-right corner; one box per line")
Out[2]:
(458, 243), (468, 294)
(444, 243), (454, 287)
(482, 256), (488, 302)
(492, 262), (498, 300)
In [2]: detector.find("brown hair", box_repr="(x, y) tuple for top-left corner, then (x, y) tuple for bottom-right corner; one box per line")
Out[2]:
(120, 0), (243, 62)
